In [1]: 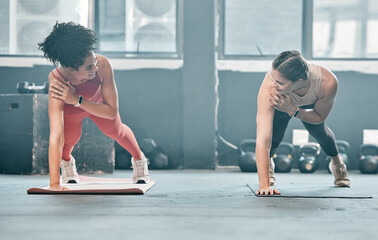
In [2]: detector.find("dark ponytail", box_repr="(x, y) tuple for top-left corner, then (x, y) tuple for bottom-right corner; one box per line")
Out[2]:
(272, 50), (309, 82)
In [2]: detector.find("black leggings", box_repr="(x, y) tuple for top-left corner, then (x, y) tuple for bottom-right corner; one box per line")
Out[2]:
(269, 104), (338, 158)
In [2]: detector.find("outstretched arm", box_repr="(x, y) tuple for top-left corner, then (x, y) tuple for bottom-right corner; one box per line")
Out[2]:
(48, 72), (68, 190)
(256, 73), (281, 195)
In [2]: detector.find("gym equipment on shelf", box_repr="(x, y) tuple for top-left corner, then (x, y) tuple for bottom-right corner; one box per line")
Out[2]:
(17, 81), (49, 94)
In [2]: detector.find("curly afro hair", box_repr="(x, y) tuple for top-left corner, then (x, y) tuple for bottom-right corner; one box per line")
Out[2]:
(38, 22), (97, 70)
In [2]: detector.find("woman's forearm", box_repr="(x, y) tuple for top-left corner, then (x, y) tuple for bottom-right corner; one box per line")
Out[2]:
(296, 108), (324, 124)
(48, 139), (63, 187)
(255, 142), (270, 188)
(77, 98), (117, 119)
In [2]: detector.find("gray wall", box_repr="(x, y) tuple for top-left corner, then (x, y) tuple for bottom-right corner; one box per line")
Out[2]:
(114, 69), (183, 169)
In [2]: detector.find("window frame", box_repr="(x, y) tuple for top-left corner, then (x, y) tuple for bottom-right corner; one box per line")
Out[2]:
(0, 0), (377, 60)
(0, 0), (183, 59)
(218, 0), (291, 60)
(218, 0), (378, 61)
(94, 0), (183, 59)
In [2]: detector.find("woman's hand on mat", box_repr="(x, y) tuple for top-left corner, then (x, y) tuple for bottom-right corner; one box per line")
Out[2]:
(256, 186), (281, 195)
(50, 80), (78, 105)
(49, 185), (68, 191)
(270, 92), (296, 114)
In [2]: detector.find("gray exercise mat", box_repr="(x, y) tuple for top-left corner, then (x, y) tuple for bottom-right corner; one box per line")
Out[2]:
(247, 184), (372, 199)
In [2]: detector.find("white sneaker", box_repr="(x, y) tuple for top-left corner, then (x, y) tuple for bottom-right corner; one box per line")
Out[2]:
(329, 161), (351, 187)
(269, 157), (276, 186)
(60, 155), (80, 184)
(131, 152), (150, 184)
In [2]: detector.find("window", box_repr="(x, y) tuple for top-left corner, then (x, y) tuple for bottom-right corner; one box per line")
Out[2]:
(222, 0), (303, 57)
(0, 0), (88, 55)
(0, 0), (179, 57)
(313, 0), (378, 58)
(98, 0), (178, 56)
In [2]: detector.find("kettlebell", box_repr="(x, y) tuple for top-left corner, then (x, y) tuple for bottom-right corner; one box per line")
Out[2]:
(140, 138), (169, 169)
(298, 143), (320, 173)
(272, 142), (295, 173)
(359, 144), (378, 174)
(238, 139), (257, 172)
(326, 140), (350, 173)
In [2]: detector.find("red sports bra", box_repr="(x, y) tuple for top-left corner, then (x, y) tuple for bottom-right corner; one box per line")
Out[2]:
(51, 68), (103, 113)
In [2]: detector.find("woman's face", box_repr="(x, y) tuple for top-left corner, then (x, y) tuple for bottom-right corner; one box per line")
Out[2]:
(270, 69), (297, 94)
(73, 51), (98, 81)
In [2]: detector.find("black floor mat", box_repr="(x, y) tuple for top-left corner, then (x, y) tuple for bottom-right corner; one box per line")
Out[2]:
(247, 184), (372, 199)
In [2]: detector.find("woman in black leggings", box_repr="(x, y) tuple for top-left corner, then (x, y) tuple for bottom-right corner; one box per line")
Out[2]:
(255, 50), (350, 195)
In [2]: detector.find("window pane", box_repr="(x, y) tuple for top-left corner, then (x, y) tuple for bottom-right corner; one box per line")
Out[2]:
(313, 0), (378, 58)
(99, 0), (177, 53)
(224, 0), (302, 56)
(0, 0), (88, 55)
(0, 0), (10, 54)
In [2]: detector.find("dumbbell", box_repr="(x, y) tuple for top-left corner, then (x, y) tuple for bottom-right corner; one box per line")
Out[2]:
(238, 139), (257, 172)
(326, 140), (350, 173)
(140, 138), (169, 169)
(359, 144), (378, 174)
(298, 143), (320, 173)
(17, 81), (49, 94)
(272, 142), (295, 173)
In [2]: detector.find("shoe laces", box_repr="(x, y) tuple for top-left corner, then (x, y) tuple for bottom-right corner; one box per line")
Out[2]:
(334, 164), (348, 179)
(131, 159), (150, 175)
(62, 160), (76, 175)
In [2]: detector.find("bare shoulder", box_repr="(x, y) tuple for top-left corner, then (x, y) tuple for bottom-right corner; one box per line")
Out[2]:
(48, 70), (57, 83)
(319, 66), (338, 98)
(48, 71), (54, 83)
(257, 72), (275, 114)
(48, 69), (64, 84)
(96, 54), (112, 69)
(258, 72), (274, 98)
(47, 71), (64, 109)
(95, 54), (114, 82)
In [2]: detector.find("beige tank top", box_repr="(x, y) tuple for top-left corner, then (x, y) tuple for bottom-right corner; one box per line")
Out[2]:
(288, 64), (322, 107)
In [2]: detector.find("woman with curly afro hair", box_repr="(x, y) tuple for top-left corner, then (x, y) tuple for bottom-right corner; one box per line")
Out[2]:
(39, 22), (149, 190)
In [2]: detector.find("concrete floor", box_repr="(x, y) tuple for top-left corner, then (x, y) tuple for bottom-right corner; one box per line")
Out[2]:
(0, 169), (377, 240)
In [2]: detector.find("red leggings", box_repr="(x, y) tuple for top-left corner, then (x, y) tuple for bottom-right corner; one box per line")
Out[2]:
(62, 111), (141, 161)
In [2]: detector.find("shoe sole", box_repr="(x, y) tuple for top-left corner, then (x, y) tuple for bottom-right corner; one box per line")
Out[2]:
(136, 180), (147, 184)
(335, 182), (351, 187)
(67, 180), (78, 184)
